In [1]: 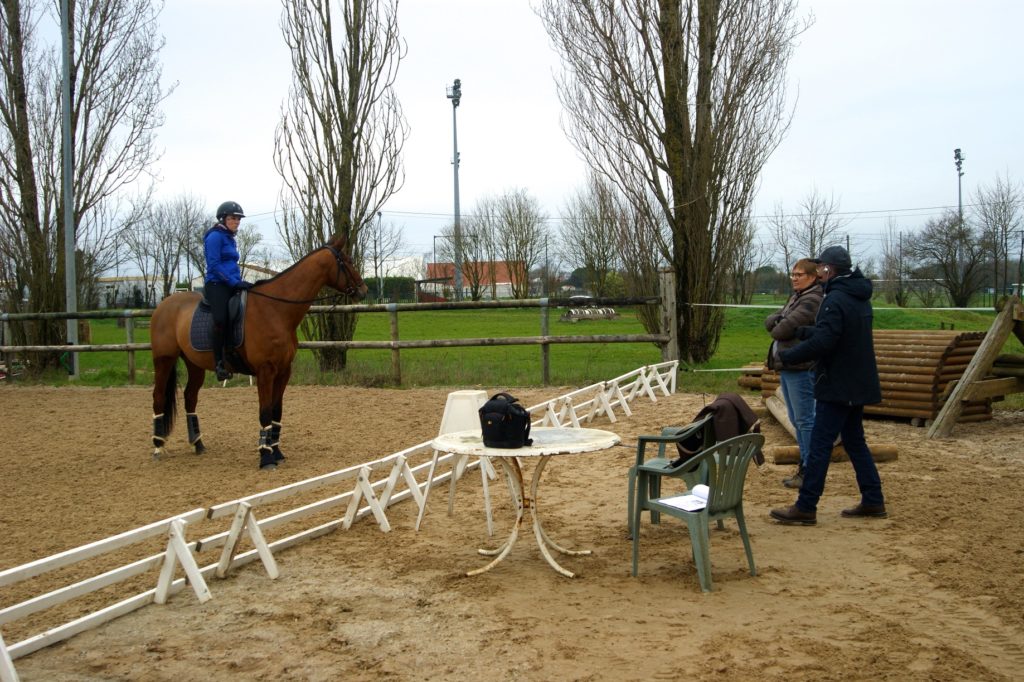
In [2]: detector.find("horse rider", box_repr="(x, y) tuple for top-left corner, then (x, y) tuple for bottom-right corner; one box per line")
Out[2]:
(204, 200), (253, 381)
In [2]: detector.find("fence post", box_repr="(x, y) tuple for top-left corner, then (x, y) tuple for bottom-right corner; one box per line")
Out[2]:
(540, 298), (550, 385)
(387, 303), (401, 385)
(659, 268), (678, 362)
(125, 312), (136, 384)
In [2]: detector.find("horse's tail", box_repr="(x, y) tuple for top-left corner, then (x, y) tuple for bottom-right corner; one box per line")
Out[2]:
(154, 360), (178, 445)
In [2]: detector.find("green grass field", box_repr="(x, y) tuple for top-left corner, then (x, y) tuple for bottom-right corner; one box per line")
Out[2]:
(6, 298), (1022, 409)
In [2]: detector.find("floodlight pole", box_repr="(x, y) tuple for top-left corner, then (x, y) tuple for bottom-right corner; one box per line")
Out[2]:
(61, 0), (78, 378)
(954, 148), (965, 292)
(447, 78), (463, 301)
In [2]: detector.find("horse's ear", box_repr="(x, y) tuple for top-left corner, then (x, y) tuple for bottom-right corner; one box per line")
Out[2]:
(329, 232), (349, 251)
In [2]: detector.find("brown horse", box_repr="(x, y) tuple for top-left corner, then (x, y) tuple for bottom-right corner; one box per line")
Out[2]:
(150, 234), (367, 469)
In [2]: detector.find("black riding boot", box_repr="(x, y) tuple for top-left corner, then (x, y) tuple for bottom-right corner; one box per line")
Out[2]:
(212, 324), (232, 381)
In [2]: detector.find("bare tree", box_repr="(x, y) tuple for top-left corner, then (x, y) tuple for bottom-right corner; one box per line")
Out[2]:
(878, 219), (910, 307)
(769, 187), (848, 264)
(540, 0), (806, 362)
(0, 0), (168, 367)
(274, 0), (408, 371)
(76, 198), (129, 308)
(973, 173), (1022, 305)
(493, 188), (548, 299)
(356, 212), (405, 300)
(617, 190), (669, 333)
(723, 214), (768, 304)
(905, 210), (985, 307)
(559, 173), (623, 297)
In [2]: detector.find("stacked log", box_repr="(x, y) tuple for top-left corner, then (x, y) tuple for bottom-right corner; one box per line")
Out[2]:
(738, 330), (992, 424)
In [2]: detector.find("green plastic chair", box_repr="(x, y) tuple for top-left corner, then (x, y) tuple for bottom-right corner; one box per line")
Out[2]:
(631, 433), (764, 592)
(626, 414), (715, 539)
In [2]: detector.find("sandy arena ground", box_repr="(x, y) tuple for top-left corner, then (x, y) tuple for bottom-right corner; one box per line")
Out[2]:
(1, 383), (1023, 681)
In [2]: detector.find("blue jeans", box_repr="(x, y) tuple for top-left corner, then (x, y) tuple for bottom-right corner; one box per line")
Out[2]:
(797, 401), (884, 513)
(779, 369), (815, 466)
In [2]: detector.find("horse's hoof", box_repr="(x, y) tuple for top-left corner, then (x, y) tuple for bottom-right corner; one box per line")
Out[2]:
(194, 440), (207, 455)
(259, 462), (277, 471)
(273, 447), (286, 463)
(152, 448), (163, 461)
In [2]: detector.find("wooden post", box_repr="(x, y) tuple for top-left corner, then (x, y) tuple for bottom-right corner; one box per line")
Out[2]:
(928, 297), (1023, 438)
(540, 298), (550, 386)
(387, 303), (401, 385)
(125, 313), (136, 385)
(659, 268), (678, 362)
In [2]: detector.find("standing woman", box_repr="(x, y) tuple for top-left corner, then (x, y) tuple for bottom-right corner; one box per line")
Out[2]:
(765, 258), (823, 488)
(204, 201), (252, 381)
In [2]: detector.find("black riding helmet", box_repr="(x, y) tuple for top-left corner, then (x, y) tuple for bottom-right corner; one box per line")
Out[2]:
(216, 201), (245, 221)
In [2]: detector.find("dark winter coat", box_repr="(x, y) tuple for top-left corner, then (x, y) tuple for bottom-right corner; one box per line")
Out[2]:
(765, 282), (823, 371)
(779, 268), (882, 406)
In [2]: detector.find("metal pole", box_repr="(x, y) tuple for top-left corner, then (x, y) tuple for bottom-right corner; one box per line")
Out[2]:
(61, 0), (79, 378)
(447, 79), (463, 301)
(375, 212), (382, 302)
(954, 148), (965, 301)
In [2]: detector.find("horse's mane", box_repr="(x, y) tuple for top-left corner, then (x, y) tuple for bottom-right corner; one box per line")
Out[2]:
(255, 235), (350, 286)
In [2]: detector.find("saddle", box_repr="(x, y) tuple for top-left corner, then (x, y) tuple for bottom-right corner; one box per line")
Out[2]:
(190, 290), (253, 374)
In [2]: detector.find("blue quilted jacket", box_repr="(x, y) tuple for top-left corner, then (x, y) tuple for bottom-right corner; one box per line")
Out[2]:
(203, 224), (243, 287)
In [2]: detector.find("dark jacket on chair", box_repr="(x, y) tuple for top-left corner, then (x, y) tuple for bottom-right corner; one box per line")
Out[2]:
(679, 393), (763, 466)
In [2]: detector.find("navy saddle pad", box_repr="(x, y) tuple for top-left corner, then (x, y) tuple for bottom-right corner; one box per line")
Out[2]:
(189, 294), (246, 352)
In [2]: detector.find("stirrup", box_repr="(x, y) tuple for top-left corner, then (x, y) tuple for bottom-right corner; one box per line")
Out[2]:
(215, 362), (233, 381)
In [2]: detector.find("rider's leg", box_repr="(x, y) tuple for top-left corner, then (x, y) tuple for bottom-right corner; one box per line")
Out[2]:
(206, 282), (233, 381)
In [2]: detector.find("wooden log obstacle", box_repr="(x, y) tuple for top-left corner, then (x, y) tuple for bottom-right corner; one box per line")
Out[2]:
(741, 329), (994, 425)
(764, 386), (898, 463)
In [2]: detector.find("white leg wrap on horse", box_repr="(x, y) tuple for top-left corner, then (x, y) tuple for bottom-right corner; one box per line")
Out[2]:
(258, 426), (273, 454)
(152, 413), (167, 446)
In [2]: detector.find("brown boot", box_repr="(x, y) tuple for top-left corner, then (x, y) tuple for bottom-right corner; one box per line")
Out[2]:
(770, 505), (817, 525)
(841, 503), (888, 518)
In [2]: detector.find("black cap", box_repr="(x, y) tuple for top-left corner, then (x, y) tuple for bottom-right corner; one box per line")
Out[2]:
(813, 245), (852, 271)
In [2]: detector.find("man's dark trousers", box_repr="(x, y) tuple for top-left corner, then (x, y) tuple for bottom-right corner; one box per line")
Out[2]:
(796, 401), (884, 513)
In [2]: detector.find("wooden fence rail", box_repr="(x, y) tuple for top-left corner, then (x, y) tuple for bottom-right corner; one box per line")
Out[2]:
(0, 297), (671, 386)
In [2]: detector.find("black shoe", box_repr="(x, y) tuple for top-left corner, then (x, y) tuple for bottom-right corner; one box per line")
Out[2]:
(770, 505), (817, 525)
(841, 503), (888, 518)
(214, 361), (233, 381)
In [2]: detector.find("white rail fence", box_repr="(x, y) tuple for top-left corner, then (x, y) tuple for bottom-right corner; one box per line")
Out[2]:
(0, 361), (678, 677)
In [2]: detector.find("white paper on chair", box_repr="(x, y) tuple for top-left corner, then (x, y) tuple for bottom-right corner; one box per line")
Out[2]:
(659, 484), (710, 512)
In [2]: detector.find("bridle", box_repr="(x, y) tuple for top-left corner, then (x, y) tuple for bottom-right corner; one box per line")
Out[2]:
(324, 244), (364, 298)
(246, 244), (364, 305)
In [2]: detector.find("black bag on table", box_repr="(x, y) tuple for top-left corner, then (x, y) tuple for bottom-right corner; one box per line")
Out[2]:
(479, 392), (533, 448)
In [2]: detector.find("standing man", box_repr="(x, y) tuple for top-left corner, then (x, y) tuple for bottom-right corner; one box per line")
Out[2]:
(769, 245), (887, 525)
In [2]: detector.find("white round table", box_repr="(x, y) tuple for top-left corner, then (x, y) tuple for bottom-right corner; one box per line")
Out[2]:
(431, 426), (621, 577)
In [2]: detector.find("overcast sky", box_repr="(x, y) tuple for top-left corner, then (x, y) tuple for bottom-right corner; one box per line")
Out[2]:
(154, 1), (1024, 268)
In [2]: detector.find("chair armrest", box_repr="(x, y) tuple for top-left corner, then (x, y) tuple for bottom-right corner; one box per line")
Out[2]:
(635, 432), (685, 468)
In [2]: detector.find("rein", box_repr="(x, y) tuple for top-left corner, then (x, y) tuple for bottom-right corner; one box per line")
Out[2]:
(244, 244), (362, 305)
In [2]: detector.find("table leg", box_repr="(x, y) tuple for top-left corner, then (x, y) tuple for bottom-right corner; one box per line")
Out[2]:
(529, 455), (591, 578)
(467, 457), (524, 576)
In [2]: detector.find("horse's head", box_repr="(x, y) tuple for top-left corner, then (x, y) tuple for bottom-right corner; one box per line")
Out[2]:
(324, 244), (368, 301)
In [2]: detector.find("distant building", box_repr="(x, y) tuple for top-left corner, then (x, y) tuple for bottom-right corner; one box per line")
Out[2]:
(424, 261), (523, 299)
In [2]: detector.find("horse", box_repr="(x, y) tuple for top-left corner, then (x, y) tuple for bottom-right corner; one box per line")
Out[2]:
(149, 234), (367, 469)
